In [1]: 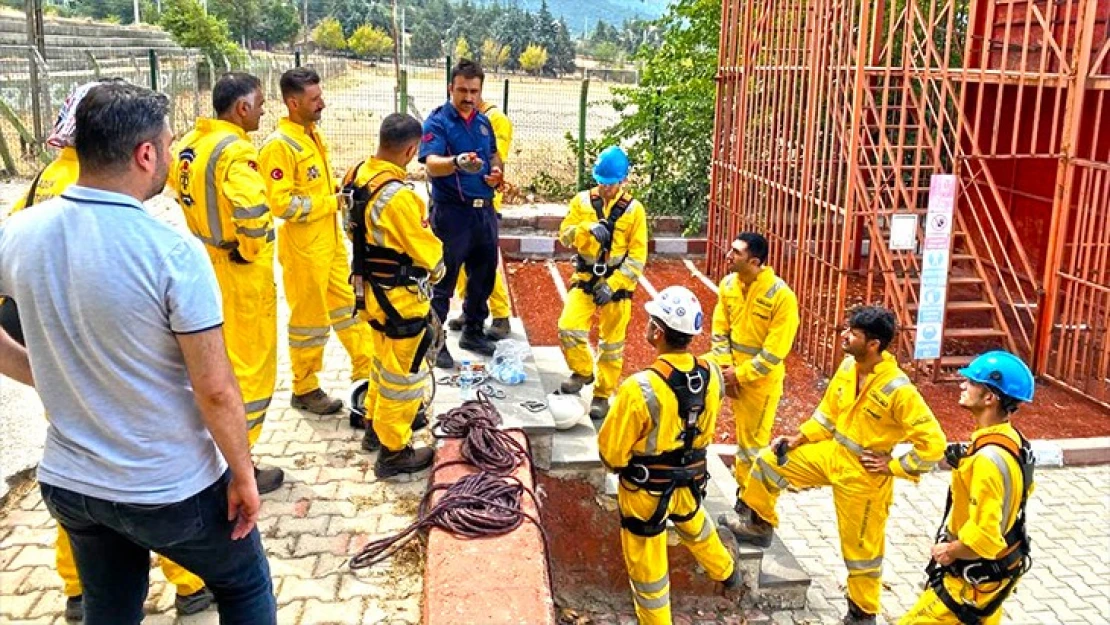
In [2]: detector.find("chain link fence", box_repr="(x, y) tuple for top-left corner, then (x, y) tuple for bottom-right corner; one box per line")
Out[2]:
(2, 48), (625, 204)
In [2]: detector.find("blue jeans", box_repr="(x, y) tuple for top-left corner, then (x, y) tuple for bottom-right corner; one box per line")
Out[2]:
(430, 202), (499, 328)
(40, 471), (276, 625)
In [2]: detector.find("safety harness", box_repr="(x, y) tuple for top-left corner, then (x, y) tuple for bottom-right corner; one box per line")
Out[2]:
(926, 429), (1034, 625)
(344, 163), (433, 371)
(571, 189), (634, 302)
(618, 357), (711, 537)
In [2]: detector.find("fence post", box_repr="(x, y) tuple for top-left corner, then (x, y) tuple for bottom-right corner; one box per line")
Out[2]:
(577, 78), (590, 190)
(502, 78), (509, 113)
(149, 49), (160, 91)
(295, 49), (302, 67)
(84, 50), (101, 78)
(648, 88), (661, 208)
(399, 69), (409, 116)
(445, 55), (451, 95)
(26, 48), (46, 148)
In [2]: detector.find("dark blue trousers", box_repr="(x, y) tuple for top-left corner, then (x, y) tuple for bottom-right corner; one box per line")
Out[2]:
(430, 201), (499, 329)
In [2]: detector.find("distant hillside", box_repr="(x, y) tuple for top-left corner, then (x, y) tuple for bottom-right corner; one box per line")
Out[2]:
(504, 0), (670, 33)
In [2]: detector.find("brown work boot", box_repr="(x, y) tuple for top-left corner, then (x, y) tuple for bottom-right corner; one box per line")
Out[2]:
(291, 388), (343, 415)
(718, 508), (774, 548)
(733, 495), (751, 520)
(374, 445), (435, 479)
(589, 397), (610, 422)
(254, 465), (285, 495)
(64, 595), (82, 623)
(361, 425), (381, 452)
(175, 587), (215, 615)
(716, 528), (745, 597)
(446, 315), (467, 332)
(486, 317), (511, 340)
(842, 598), (877, 624)
(559, 373), (595, 395)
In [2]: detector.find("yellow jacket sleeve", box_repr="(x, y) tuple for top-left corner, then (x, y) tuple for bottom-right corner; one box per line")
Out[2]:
(734, 289), (800, 384)
(606, 202), (647, 293)
(709, 295), (733, 367)
(558, 192), (601, 256)
(886, 387), (946, 481)
(798, 370), (841, 442)
(9, 191), (29, 214)
(955, 452), (1011, 558)
(258, 142), (308, 222)
(598, 375), (652, 471)
(489, 112), (513, 163)
(224, 146), (273, 263)
(392, 188), (445, 283)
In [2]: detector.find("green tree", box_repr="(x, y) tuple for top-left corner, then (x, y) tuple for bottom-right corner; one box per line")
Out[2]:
(160, 0), (242, 67)
(312, 17), (347, 51)
(518, 44), (548, 75)
(598, 0), (719, 230)
(212, 0), (262, 47)
(591, 41), (620, 67)
(410, 20), (443, 60)
(257, 0), (301, 48)
(348, 24), (393, 59)
(453, 36), (472, 61)
(480, 38), (510, 72)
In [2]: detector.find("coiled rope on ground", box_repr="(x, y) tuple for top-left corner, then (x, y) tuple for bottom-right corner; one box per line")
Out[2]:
(348, 394), (549, 572)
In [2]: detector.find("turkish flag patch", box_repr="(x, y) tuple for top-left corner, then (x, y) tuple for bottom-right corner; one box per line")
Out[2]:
(247, 160), (259, 171)
(270, 168), (284, 180)
(422, 132), (434, 143)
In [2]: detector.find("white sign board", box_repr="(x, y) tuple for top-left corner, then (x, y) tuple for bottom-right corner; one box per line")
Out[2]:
(889, 214), (919, 251)
(913, 175), (957, 360)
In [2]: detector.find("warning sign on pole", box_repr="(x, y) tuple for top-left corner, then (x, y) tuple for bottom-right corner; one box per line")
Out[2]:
(914, 175), (956, 360)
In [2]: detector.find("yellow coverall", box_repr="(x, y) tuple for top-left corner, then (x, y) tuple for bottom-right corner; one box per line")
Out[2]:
(10, 150), (204, 599)
(599, 354), (736, 625)
(740, 352), (946, 615)
(454, 101), (513, 319)
(709, 267), (799, 482)
(260, 117), (372, 395)
(343, 158), (444, 452)
(900, 423), (1030, 625)
(169, 118), (277, 446)
(557, 189), (648, 399)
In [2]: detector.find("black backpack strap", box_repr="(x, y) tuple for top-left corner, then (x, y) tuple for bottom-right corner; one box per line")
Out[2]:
(22, 167), (47, 209)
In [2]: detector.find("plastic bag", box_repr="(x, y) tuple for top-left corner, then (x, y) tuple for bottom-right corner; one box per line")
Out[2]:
(490, 339), (529, 385)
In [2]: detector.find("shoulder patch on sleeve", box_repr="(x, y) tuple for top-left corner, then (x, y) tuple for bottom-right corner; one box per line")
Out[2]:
(270, 168), (284, 181)
(422, 132), (435, 143)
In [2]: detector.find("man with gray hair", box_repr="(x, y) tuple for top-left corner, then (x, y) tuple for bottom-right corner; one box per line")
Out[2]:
(0, 82), (276, 624)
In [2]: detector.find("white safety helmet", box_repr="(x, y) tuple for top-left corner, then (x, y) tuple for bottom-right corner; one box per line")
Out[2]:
(644, 286), (704, 336)
(547, 392), (586, 430)
(348, 379), (369, 419)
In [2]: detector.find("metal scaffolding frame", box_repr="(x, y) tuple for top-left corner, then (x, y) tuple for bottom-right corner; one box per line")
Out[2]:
(708, 0), (1109, 406)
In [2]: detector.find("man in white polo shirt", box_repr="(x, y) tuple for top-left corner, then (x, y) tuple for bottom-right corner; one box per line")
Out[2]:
(0, 82), (276, 625)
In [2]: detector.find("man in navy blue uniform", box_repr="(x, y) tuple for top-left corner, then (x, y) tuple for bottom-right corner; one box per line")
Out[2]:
(420, 58), (504, 369)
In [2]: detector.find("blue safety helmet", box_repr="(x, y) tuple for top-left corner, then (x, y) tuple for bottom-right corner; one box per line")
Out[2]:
(958, 350), (1035, 403)
(593, 146), (630, 185)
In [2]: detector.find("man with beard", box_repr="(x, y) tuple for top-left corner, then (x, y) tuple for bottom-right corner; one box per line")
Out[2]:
(171, 72), (284, 494)
(260, 67), (372, 414)
(0, 82), (275, 624)
(723, 305), (945, 624)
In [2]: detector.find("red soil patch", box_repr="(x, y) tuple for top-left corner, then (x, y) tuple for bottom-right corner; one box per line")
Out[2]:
(508, 260), (1110, 442)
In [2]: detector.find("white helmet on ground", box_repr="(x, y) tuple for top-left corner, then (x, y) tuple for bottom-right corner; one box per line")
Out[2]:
(547, 392), (586, 430)
(348, 379), (369, 419)
(644, 286), (704, 336)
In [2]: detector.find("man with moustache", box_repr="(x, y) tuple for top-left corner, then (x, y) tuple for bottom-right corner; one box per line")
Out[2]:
(171, 72), (284, 493)
(260, 67), (373, 414)
(0, 82), (275, 625)
(723, 305), (945, 624)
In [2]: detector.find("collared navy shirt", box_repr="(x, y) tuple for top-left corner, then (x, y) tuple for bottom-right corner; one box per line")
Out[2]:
(418, 101), (498, 205)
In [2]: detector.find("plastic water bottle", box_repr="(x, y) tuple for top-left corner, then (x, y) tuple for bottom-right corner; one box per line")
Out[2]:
(492, 356), (526, 385)
(459, 360), (476, 401)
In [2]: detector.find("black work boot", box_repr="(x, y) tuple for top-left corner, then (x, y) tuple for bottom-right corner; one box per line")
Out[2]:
(435, 346), (455, 370)
(175, 587), (215, 615)
(589, 397), (610, 422)
(291, 388), (343, 415)
(254, 465), (285, 495)
(559, 373), (595, 394)
(374, 446), (435, 479)
(362, 425), (381, 452)
(718, 508), (774, 548)
(733, 494), (751, 520)
(842, 598), (877, 624)
(412, 405), (429, 432)
(446, 315), (467, 332)
(486, 317), (511, 340)
(716, 528), (745, 597)
(64, 595), (82, 623)
(459, 327), (496, 356)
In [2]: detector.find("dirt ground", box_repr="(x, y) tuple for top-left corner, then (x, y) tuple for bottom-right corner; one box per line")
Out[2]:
(508, 259), (1110, 442)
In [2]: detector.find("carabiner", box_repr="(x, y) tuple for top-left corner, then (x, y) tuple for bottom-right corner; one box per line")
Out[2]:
(685, 370), (706, 394)
(592, 262), (608, 277)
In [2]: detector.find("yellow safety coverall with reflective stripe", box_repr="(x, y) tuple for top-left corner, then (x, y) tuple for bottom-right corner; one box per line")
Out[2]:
(740, 352), (946, 616)
(455, 102), (513, 319)
(557, 188), (648, 399)
(9, 150), (204, 599)
(259, 117), (372, 395)
(169, 118), (277, 446)
(599, 354), (736, 625)
(709, 268), (799, 482)
(344, 158), (444, 452)
(900, 423), (1030, 625)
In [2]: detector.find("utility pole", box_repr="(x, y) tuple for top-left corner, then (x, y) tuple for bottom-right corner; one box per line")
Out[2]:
(25, 0), (47, 147)
(132, 0), (140, 24)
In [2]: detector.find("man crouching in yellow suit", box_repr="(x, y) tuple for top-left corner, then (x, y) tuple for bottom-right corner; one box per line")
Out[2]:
(599, 285), (741, 624)
(342, 113), (444, 480)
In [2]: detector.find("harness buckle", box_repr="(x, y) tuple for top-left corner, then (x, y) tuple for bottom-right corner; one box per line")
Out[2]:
(625, 464), (650, 486)
(685, 370), (706, 394)
(959, 561), (990, 586)
(592, 262), (608, 277)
